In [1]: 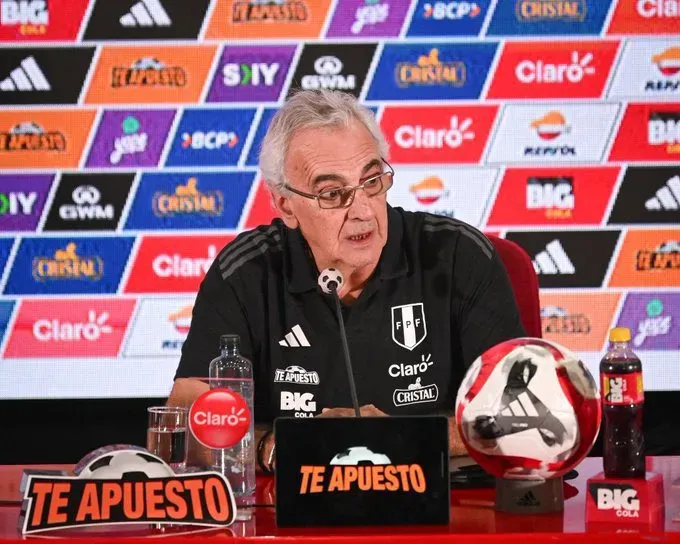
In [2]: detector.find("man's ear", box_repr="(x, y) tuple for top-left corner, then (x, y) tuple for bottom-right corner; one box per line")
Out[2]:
(272, 191), (299, 229)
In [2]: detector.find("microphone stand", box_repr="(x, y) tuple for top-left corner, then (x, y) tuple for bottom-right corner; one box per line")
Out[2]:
(331, 284), (361, 418)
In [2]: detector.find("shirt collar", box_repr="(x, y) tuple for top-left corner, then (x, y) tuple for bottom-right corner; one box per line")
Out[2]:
(286, 205), (408, 294)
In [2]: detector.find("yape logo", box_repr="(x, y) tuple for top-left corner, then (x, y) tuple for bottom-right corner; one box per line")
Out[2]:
(406, 0), (489, 37)
(487, 0), (612, 35)
(0, 47), (95, 105)
(204, 0), (332, 39)
(84, 45), (216, 104)
(616, 293), (680, 350)
(0, 0), (88, 40)
(608, 42), (680, 98)
(125, 172), (254, 230)
(86, 110), (175, 169)
(123, 297), (195, 357)
(206, 46), (295, 103)
(124, 235), (234, 293)
(487, 40), (619, 99)
(299, 447), (426, 494)
(20, 448), (236, 534)
(4, 237), (133, 295)
(608, 167), (680, 225)
(609, 229), (680, 288)
(165, 108), (255, 167)
(607, 0), (680, 35)
(366, 42), (497, 101)
(0, 109), (94, 168)
(486, 167), (618, 226)
(3, 298), (135, 358)
(381, 105), (497, 164)
(540, 292), (621, 351)
(609, 103), (680, 162)
(326, 0), (411, 37)
(487, 104), (619, 164)
(82, 0), (210, 40)
(386, 166), (498, 227)
(0, 174), (52, 231)
(43, 173), (134, 232)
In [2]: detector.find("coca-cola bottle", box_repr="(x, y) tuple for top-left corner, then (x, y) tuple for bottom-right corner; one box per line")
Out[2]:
(600, 327), (645, 478)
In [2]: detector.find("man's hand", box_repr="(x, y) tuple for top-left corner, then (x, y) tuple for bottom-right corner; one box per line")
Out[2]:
(318, 404), (388, 417)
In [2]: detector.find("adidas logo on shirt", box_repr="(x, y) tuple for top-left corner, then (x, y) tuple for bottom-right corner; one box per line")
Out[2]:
(120, 0), (172, 27)
(0, 56), (50, 92)
(646, 175), (680, 211)
(532, 240), (575, 275)
(279, 324), (311, 347)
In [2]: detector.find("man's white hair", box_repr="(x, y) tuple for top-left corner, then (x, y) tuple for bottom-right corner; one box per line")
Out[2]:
(258, 89), (389, 193)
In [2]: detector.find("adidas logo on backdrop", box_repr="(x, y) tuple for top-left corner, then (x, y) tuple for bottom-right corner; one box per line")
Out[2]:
(120, 0), (172, 27)
(0, 57), (50, 92)
(533, 240), (575, 275)
(646, 175), (680, 211)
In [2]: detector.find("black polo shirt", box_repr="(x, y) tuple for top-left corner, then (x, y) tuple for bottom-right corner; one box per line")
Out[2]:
(175, 206), (526, 423)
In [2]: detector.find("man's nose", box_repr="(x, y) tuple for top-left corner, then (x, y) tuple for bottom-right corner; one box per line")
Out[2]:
(347, 187), (373, 217)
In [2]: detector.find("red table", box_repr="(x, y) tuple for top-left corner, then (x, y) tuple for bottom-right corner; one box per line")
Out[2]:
(1, 457), (679, 542)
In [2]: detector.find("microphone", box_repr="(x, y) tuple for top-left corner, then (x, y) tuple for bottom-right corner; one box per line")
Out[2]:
(318, 268), (361, 418)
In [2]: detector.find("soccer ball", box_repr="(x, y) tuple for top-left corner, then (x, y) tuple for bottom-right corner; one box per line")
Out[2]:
(75, 447), (174, 480)
(455, 338), (601, 480)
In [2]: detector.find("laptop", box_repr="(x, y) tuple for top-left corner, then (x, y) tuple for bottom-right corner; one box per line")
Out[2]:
(274, 415), (450, 527)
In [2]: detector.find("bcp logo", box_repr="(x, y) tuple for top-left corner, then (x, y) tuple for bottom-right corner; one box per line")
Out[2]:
(380, 105), (497, 163)
(406, 0), (489, 36)
(487, 40), (619, 99)
(0, 0), (88, 40)
(124, 235), (234, 293)
(609, 103), (680, 162)
(487, 166), (618, 227)
(608, 0), (680, 35)
(3, 298), (135, 358)
(189, 388), (251, 449)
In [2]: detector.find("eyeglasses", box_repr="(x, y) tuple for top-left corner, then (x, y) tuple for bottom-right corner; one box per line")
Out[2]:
(283, 159), (395, 210)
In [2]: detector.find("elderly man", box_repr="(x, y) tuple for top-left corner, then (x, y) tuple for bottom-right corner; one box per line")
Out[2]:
(169, 89), (525, 472)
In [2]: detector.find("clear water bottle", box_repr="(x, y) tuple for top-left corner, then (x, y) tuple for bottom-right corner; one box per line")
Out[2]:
(209, 334), (256, 498)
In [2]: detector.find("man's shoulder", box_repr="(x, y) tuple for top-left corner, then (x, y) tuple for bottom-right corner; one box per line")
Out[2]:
(399, 208), (494, 261)
(214, 219), (287, 283)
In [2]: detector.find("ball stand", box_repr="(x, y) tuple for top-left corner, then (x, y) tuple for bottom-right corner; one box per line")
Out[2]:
(495, 477), (564, 514)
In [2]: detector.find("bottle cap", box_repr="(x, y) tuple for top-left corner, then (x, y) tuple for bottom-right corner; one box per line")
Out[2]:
(609, 327), (631, 343)
(219, 334), (240, 348)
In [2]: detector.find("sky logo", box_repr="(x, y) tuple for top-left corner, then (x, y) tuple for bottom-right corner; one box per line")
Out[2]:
(165, 108), (257, 167)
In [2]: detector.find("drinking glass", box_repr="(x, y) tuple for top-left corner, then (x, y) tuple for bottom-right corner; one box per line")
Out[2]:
(147, 406), (188, 471)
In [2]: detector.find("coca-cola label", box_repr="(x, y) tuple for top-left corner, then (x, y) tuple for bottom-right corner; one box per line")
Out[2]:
(601, 372), (644, 405)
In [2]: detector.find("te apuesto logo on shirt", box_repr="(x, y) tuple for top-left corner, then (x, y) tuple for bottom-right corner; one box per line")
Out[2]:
(540, 292), (621, 352)
(608, 229), (680, 288)
(0, 174), (53, 231)
(609, 103), (680, 162)
(83, 45), (216, 104)
(365, 43), (497, 101)
(607, 0), (680, 35)
(487, 40), (619, 99)
(124, 172), (254, 230)
(124, 235), (234, 293)
(0, 0), (89, 41)
(486, 104), (619, 164)
(405, 0), (490, 37)
(380, 105), (498, 164)
(0, 109), (95, 168)
(3, 298), (135, 358)
(85, 109), (175, 168)
(4, 237), (134, 295)
(486, 166), (618, 227)
(615, 293), (680, 350)
(608, 41), (680, 98)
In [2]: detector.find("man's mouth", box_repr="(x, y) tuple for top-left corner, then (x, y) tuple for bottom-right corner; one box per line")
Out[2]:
(348, 232), (371, 242)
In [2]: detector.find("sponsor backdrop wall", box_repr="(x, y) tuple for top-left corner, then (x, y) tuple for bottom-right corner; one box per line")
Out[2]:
(0, 0), (678, 399)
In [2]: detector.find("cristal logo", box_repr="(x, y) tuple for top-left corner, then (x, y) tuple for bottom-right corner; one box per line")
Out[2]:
(531, 111), (569, 140)
(396, 48), (464, 87)
(652, 47), (680, 76)
(596, 487), (640, 517)
(153, 177), (224, 217)
(33, 310), (112, 342)
(636, 0), (680, 18)
(423, 2), (481, 19)
(395, 116), (474, 149)
(516, 0), (586, 21)
(152, 244), (216, 278)
(60, 185), (114, 221)
(409, 177), (447, 205)
(222, 63), (279, 88)
(189, 388), (251, 449)
(516, 52), (595, 84)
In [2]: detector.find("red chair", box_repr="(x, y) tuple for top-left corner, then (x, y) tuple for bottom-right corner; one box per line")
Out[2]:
(487, 234), (542, 338)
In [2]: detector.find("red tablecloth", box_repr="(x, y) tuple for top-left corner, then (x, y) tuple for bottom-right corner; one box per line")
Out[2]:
(1, 457), (679, 542)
